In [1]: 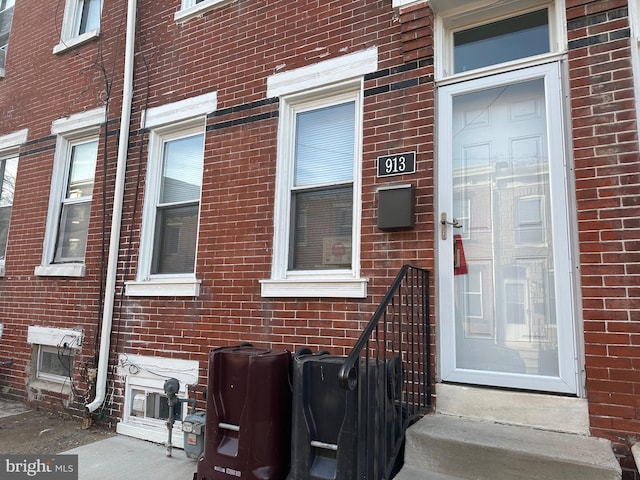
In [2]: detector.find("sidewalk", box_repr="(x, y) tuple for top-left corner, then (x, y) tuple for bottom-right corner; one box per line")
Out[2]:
(62, 435), (197, 480)
(0, 398), (197, 480)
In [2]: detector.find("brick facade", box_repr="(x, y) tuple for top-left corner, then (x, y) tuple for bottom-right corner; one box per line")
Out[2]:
(0, 0), (639, 476)
(567, 4), (640, 477)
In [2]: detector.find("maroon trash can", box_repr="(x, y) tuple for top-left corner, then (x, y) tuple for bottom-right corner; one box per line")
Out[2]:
(195, 345), (292, 480)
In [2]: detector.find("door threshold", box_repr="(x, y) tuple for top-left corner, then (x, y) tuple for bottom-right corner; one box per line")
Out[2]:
(435, 383), (589, 435)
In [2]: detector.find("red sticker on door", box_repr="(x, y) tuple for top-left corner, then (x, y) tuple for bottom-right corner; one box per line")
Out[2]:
(454, 234), (468, 275)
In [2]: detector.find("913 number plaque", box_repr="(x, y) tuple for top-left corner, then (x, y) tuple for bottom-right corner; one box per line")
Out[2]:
(376, 152), (416, 178)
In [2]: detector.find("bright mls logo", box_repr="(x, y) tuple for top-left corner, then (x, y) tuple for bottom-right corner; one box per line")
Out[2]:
(0, 455), (77, 479)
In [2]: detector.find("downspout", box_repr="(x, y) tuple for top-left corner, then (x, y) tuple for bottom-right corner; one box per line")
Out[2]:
(86, 0), (137, 413)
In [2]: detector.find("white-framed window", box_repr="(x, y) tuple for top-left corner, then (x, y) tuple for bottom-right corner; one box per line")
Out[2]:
(433, 0), (567, 81)
(55, 139), (98, 262)
(125, 92), (216, 297)
(26, 325), (82, 387)
(0, 0), (15, 76)
(37, 345), (76, 383)
(261, 48), (378, 298)
(35, 107), (104, 278)
(0, 128), (27, 276)
(145, 126), (203, 276)
(0, 155), (17, 267)
(174, 0), (236, 23)
(117, 354), (198, 447)
(53, 0), (102, 54)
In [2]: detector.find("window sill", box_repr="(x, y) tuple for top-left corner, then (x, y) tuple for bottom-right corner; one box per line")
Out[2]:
(29, 378), (72, 395)
(260, 277), (368, 298)
(34, 263), (85, 277)
(117, 422), (186, 449)
(174, 0), (235, 23)
(125, 278), (201, 297)
(0, 68), (4, 78)
(53, 29), (100, 55)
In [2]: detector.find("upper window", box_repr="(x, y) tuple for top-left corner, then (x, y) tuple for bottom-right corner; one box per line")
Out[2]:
(54, 139), (98, 263)
(149, 130), (204, 276)
(0, 155), (17, 265)
(0, 0), (14, 75)
(263, 88), (364, 298)
(53, 0), (102, 54)
(454, 9), (549, 73)
(433, 0), (565, 80)
(262, 48), (377, 298)
(125, 91), (216, 297)
(0, 128), (26, 276)
(35, 107), (103, 278)
(289, 100), (356, 272)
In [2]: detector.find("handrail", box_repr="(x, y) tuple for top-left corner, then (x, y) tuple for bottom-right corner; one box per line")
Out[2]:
(338, 264), (431, 480)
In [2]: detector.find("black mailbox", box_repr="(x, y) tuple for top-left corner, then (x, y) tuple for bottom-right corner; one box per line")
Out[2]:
(377, 184), (415, 230)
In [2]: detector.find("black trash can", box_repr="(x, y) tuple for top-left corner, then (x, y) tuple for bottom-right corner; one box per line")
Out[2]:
(195, 345), (292, 480)
(287, 351), (357, 480)
(287, 350), (404, 480)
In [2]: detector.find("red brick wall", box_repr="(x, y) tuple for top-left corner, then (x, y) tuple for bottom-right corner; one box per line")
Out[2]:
(567, 2), (640, 477)
(1, 1), (640, 477)
(0, 0), (436, 420)
(0, 0), (126, 411)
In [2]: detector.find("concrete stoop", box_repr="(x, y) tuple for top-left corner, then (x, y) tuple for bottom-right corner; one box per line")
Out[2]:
(394, 414), (622, 480)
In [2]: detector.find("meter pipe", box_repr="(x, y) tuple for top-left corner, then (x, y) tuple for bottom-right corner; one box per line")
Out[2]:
(86, 0), (137, 413)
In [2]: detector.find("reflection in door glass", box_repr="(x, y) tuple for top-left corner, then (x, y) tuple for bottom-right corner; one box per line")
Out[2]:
(452, 78), (559, 377)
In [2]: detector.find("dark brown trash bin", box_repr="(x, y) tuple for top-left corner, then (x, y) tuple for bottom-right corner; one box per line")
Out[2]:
(195, 345), (292, 480)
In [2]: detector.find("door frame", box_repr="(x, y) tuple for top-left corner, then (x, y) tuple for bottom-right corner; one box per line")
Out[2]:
(436, 61), (580, 394)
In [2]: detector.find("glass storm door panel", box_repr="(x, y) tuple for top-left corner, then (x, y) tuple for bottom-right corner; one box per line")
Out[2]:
(437, 63), (578, 394)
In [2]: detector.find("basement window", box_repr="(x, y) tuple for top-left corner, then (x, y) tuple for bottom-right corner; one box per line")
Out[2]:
(116, 354), (198, 447)
(130, 390), (183, 422)
(37, 345), (75, 383)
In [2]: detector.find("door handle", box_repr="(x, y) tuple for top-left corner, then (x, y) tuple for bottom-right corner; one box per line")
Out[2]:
(441, 212), (462, 240)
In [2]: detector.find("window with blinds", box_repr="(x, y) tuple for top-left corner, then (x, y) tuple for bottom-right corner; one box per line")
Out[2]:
(54, 140), (98, 262)
(151, 134), (203, 275)
(290, 101), (355, 270)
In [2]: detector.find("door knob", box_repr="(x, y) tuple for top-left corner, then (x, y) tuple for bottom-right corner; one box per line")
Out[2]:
(441, 212), (462, 239)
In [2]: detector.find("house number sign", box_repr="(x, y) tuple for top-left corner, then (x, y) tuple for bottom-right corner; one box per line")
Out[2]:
(376, 152), (416, 178)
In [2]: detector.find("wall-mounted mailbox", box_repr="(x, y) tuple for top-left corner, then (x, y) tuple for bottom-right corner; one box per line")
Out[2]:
(377, 184), (415, 230)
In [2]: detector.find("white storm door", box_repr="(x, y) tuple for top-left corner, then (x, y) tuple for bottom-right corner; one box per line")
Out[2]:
(437, 63), (578, 394)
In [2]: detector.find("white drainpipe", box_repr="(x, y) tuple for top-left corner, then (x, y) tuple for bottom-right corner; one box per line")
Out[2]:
(86, 0), (137, 413)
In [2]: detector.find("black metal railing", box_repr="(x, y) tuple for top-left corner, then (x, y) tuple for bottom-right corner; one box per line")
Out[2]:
(338, 265), (431, 480)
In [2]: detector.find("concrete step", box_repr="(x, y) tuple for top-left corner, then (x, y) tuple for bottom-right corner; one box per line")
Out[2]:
(394, 466), (463, 480)
(395, 414), (621, 480)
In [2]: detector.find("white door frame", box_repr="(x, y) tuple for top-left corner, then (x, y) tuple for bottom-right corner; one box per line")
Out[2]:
(436, 62), (579, 394)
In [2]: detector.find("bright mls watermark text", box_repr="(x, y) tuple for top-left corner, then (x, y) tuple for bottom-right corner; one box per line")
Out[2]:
(0, 455), (78, 479)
